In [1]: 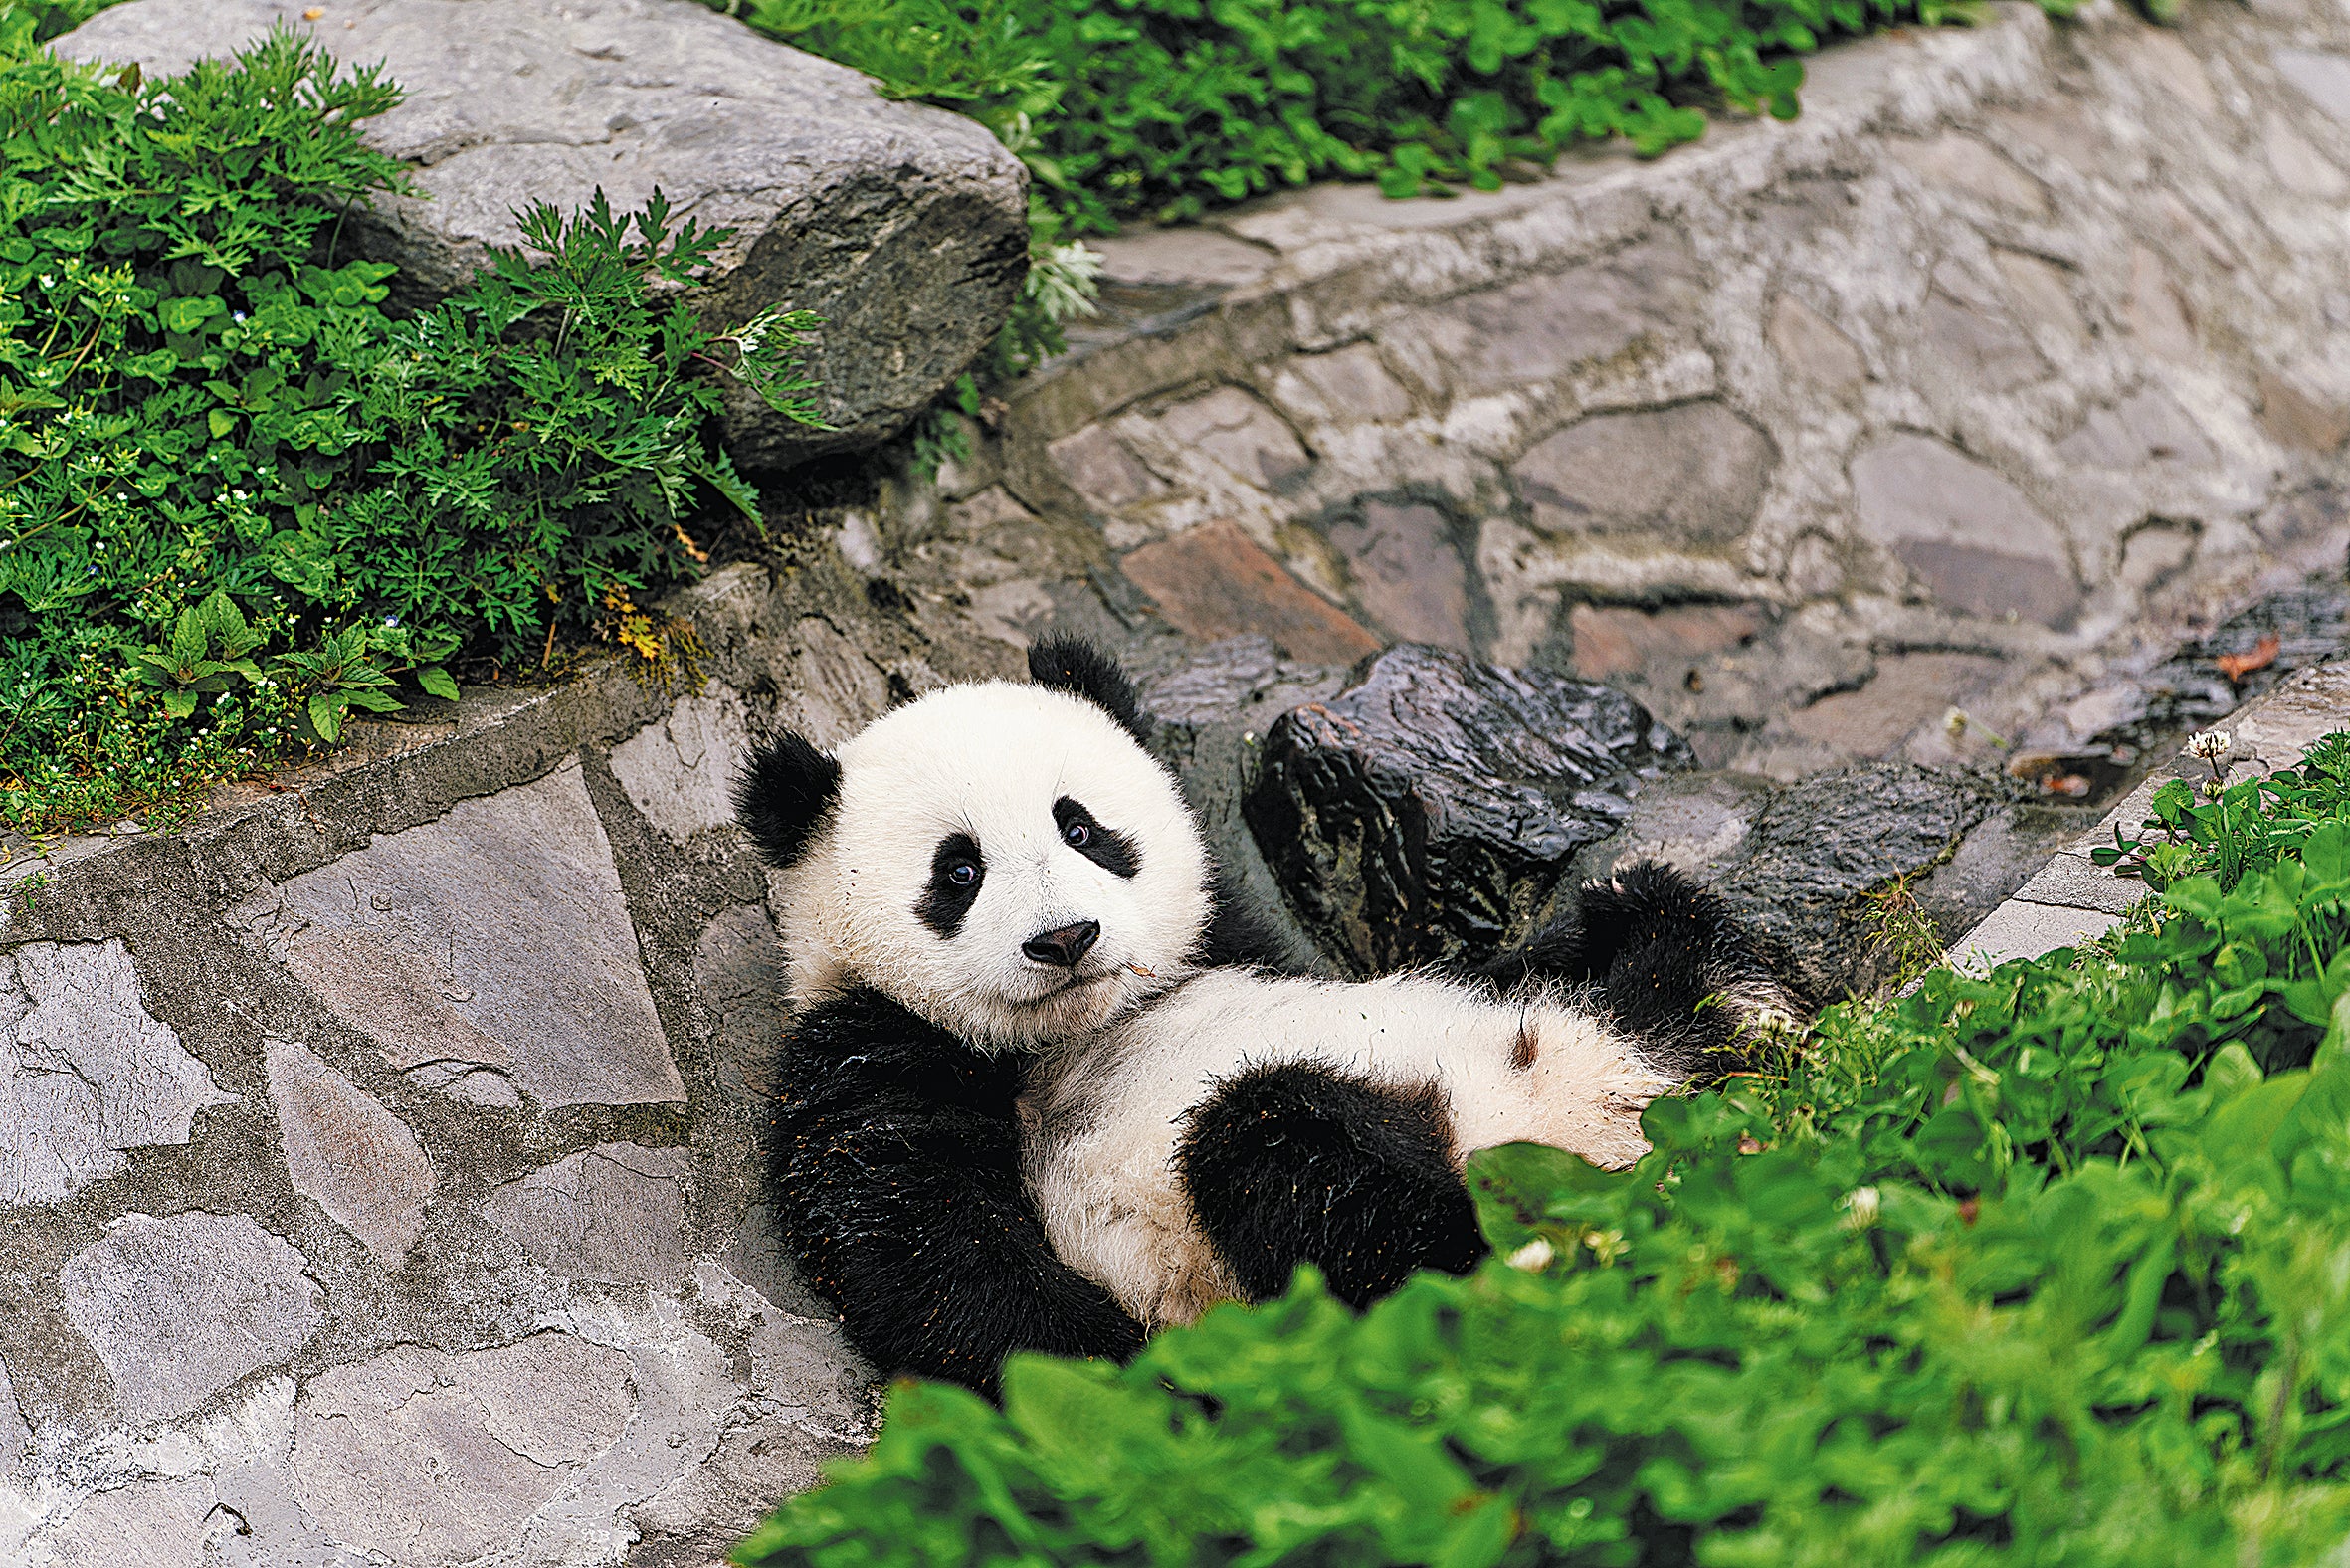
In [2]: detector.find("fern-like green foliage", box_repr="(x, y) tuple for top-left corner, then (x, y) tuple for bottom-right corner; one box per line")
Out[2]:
(730, 0), (2047, 230)
(736, 738), (2350, 1566)
(0, 30), (820, 836)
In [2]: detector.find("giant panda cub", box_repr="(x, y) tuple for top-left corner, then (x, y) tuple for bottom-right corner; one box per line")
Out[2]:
(734, 636), (1793, 1392)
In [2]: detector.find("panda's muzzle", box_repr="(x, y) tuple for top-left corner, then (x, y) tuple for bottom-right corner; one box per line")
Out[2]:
(1021, 920), (1101, 970)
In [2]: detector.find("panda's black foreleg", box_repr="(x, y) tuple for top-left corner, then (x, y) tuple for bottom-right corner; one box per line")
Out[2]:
(769, 989), (1144, 1397)
(1175, 1060), (1488, 1307)
(1478, 859), (1787, 1080)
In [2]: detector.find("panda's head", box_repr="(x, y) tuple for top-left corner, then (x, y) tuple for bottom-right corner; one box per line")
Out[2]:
(732, 637), (1211, 1052)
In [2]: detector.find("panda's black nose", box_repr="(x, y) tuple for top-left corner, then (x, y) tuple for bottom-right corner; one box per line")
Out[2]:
(1022, 920), (1101, 969)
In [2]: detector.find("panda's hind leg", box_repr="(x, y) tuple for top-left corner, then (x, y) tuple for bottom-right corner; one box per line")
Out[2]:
(1175, 1061), (1487, 1307)
(1483, 860), (1797, 1080)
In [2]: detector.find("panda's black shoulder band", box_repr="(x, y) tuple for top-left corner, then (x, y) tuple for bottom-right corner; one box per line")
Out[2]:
(733, 729), (842, 870)
(1028, 635), (1152, 746)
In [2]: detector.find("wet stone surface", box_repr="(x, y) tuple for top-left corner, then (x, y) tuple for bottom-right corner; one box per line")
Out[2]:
(1243, 644), (1693, 973)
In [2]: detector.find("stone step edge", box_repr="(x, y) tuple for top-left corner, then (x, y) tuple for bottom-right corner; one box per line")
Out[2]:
(1015, 2), (2054, 439)
(1949, 660), (2350, 970)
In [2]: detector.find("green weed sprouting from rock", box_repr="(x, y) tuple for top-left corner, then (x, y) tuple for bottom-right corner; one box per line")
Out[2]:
(734, 736), (2350, 1567)
(0, 30), (822, 838)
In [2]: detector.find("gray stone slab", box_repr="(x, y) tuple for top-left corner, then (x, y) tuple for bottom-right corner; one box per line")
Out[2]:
(1516, 401), (1777, 546)
(2276, 47), (2350, 125)
(2011, 851), (2150, 917)
(289, 1334), (633, 1564)
(609, 683), (752, 844)
(1950, 899), (2123, 971)
(1, 939), (237, 1207)
(1850, 434), (2081, 627)
(235, 761), (684, 1109)
(60, 1213), (323, 1423)
(59, 0), (1028, 461)
(265, 1038), (435, 1269)
(483, 1142), (690, 1286)
(39, 1474), (226, 1568)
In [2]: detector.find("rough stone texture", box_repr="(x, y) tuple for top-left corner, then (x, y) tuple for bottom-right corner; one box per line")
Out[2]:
(1328, 500), (1474, 649)
(59, 0), (1029, 463)
(0, 562), (934, 1563)
(1850, 435), (2080, 627)
(1515, 402), (1777, 545)
(1130, 638), (2086, 999)
(1244, 644), (1693, 973)
(1718, 764), (2010, 999)
(879, 0), (2350, 782)
(0, 939), (235, 1207)
(266, 1036), (436, 1269)
(0, 1359), (25, 1479)
(233, 760), (685, 1110)
(1121, 520), (1383, 664)
(60, 1213), (324, 1423)
(484, 1142), (692, 1287)
(289, 1335), (633, 1563)
(610, 682), (754, 843)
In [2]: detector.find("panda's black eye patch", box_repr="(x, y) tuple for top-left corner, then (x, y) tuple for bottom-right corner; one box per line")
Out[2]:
(1053, 798), (1138, 880)
(916, 832), (985, 936)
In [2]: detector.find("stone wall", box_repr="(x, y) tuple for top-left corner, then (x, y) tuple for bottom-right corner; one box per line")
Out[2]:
(0, 559), (1012, 1568)
(873, 0), (2350, 779)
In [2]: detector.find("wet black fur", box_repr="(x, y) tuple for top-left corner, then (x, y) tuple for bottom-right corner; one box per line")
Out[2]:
(1176, 1063), (1488, 1304)
(764, 987), (1144, 1395)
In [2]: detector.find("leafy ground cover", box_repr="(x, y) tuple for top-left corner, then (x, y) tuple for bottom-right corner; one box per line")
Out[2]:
(728, 0), (2079, 232)
(0, 30), (817, 838)
(735, 732), (2350, 1566)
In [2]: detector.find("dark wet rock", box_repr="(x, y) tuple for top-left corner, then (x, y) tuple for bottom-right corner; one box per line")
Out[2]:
(2087, 557), (2350, 760)
(1125, 637), (2090, 1001)
(1549, 762), (2083, 1000)
(1242, 644), (1693, 974)
(1715, 764), (2014, 999)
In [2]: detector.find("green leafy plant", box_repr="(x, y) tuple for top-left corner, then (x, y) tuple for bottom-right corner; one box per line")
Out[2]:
(727, 0), (2079, 234)
(0, 32), (821, 837)
(2094, 733), (2350, 891)
(735, 734), (2350, 1567)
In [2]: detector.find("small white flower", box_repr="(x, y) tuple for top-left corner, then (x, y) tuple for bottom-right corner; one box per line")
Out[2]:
(1504, 1238), (1555, 1272)
(1842, 1187), (1882, 1230)
(2186, 729), (2232, 762)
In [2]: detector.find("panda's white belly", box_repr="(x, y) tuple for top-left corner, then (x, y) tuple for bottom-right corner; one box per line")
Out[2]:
(1022, 969), (1672, 1329)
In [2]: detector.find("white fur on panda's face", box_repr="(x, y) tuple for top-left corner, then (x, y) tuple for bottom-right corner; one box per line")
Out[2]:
(776, 682), (1211, 1051)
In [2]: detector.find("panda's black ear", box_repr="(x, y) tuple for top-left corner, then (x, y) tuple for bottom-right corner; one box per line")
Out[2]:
(733, 730), (842, 870)
(1028, 634), (1151, 746)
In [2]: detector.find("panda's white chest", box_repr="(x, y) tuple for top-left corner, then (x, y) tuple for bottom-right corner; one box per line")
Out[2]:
(1021, 970), (1669, 1328)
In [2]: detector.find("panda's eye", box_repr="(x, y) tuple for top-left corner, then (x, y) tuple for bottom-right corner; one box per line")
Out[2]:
(1064, 821), (1091, 849)
(947, 860), (978, 886)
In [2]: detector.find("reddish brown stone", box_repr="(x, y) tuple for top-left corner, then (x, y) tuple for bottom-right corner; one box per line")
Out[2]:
(2256, 370), (2350, 454)
(1121, 521), (1382, 665)
(1568, 604), (1763, 681)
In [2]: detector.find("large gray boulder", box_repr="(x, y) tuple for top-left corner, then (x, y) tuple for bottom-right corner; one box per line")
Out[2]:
(61, 0), (1031, 465)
